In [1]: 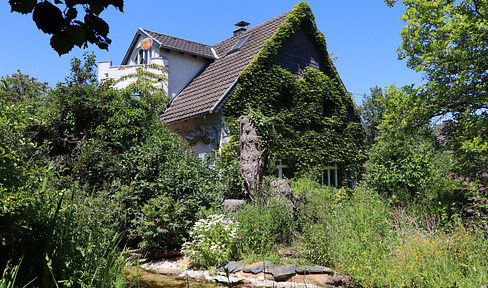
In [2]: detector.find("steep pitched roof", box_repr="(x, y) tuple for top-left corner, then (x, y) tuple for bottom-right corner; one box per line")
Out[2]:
(121, 28), (216, 65)
(143, 29), (216, 59)
(162, 11), (291, 124)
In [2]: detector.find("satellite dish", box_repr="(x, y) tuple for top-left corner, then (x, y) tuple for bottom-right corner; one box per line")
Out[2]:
(140, 38), (153, 50)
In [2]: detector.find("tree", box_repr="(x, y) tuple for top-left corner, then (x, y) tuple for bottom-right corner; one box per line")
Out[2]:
(1, 71), (50, 103)
(384, 0), (488, 175)
(117, 63), (169, 113)
(358, 86), (386, 145)
(9, 0), (124, 55)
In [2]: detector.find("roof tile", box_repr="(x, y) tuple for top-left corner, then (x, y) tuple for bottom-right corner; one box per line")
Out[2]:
(143, 29), (216, 59)
(162, 11), (291, 123)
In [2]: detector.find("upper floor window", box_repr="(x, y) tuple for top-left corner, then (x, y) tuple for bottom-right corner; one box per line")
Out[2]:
(138, 49), (149, 64)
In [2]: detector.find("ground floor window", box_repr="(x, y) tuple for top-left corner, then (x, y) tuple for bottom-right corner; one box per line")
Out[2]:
(275, 160), (289, 179)
(322, 166), (338, 187)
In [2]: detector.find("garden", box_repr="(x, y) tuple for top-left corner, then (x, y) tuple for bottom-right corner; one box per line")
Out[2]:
(2, 0), (488, 287)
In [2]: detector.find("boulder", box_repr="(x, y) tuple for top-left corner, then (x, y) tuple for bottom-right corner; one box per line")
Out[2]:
(222, 199), (247, 212)
(267, 179), (303, 215)
(242, 261), (274, 274)
(217, 261), (244, 273)
(266, 264), (296, 281)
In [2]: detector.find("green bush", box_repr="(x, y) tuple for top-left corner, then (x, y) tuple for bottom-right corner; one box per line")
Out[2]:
(1, 181), (127, 288)
(182, 214), (239, 268)
(234, 198), (295, 260)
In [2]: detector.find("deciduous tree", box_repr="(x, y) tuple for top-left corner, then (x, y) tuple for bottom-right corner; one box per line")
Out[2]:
(384, 0), (488, 174)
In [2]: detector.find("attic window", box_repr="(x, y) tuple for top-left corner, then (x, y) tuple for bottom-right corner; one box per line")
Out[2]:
(228, 33), (253, 54)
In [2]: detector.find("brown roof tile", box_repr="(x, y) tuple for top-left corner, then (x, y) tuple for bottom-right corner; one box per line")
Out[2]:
(143, 29), (216, 59)
(162, 11), (291, 123)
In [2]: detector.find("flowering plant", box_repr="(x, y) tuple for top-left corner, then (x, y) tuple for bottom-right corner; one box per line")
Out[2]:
(181, 214), (239, 267)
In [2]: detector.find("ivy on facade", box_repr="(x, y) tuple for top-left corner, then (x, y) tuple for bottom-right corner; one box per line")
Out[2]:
(223, 2), (366, 185)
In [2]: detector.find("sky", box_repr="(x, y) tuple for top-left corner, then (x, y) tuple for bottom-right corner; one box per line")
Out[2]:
(0, 1), (423, 104)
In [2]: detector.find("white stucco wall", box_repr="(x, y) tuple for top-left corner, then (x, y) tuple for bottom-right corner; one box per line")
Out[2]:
(98, 34), (209, 103)
(167, 112), (229, 156)
(98, 58), (167, 91)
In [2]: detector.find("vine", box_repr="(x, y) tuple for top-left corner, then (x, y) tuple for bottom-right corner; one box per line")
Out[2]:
(223, 2), (366, 185)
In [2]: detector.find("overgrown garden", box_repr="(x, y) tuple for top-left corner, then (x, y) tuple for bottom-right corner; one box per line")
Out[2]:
(2, 0), (488, 287)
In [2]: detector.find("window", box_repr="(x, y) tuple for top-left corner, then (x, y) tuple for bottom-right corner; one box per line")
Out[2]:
(322, 166), (338, 187)
(138, 49), (149, 64)
(228, 33), (253, 54)
(275, 160), (289, 179)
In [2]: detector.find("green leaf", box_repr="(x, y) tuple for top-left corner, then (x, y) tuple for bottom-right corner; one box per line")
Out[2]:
(32, 1), (65, 34)
(64, 25), (86, 47)
(50, 32), (75, 55)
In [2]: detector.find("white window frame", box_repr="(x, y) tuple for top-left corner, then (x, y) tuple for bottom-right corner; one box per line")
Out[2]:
(322, 165), (338, 187)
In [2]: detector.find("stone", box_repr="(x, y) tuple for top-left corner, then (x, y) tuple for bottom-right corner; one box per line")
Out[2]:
(267, 179), (303, 217)
(288, 274), (332, 287)
(327, 274), (353, 286)
(242, 261), (275, 274)
(295, 265), (334, 275)
(237, 115), (265, 200)
(217, 261), (244, 273)
(267, 264), (296, 281)
(222, 199), (247, 212)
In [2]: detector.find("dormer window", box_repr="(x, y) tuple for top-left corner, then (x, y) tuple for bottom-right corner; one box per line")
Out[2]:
(228, 33), (253, 54)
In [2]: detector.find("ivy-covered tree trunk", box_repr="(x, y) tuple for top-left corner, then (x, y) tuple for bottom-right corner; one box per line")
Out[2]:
(237, 115), (265, 200)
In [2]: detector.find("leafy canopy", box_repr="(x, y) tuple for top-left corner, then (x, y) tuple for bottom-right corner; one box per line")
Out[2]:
(384, 0), (488, 172)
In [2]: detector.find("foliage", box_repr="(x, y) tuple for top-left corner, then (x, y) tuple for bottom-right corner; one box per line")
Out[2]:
(234, 198), (295, 261)
(110, 129), (229, 249)
(365, 125), (457, 204)
(9, 0), (124, 54)
(1, 72), (50, 103)
(224, 2), (366, 182)
(1, 180), (127, 288)
(383, 0), (488, 176)
(357, 86), (386, 145)
(181, 214), (239, 268)
(117, 63), (169, 113)
(298, 181), (488, 287)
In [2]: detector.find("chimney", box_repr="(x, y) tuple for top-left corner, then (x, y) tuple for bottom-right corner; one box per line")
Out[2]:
(233, 21), (250, 36)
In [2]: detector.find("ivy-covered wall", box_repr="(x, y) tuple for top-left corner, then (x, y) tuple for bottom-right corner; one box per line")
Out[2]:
(223, 2), (366, 185)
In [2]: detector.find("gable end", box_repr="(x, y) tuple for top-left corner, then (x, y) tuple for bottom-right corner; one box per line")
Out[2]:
(277, 27), (324, 75)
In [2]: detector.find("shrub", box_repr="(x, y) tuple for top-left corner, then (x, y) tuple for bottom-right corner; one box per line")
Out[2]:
(181, 214), (239, 268)
(234, 198), (295, 260)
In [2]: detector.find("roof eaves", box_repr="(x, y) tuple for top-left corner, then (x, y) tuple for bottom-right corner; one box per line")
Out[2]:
(210, 78), (238, 114)
(164, 110), (209, 124)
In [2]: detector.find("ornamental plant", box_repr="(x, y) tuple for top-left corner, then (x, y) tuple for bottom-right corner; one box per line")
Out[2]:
(181, 214), (239, 268)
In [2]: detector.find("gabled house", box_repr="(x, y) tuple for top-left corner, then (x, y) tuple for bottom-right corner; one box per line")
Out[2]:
(99, 2), (365, 185)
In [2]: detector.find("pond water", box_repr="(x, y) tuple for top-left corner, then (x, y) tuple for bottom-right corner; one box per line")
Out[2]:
(125, 267), (223, 288)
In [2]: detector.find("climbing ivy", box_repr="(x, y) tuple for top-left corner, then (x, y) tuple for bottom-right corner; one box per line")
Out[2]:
(224, 2), (366, 185)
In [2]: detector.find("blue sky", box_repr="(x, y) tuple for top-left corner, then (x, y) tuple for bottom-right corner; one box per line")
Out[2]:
(0, 1), (422, 104)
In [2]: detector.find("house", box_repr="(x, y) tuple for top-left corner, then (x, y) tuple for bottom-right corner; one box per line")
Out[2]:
(98, 2), (365, 186)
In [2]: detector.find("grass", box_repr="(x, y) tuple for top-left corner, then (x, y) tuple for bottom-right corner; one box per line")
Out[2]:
(228, 179), (488, 288)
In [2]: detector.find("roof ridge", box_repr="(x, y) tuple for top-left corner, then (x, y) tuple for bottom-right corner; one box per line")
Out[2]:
(142, 28), (212, 48)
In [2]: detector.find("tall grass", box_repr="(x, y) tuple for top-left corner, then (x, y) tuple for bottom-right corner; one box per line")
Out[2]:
(1, 180), (128, 287)
(298, 181), (488, 287)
